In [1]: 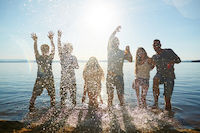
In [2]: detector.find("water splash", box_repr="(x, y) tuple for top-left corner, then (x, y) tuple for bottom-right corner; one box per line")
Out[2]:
(22, 104), (181, 132)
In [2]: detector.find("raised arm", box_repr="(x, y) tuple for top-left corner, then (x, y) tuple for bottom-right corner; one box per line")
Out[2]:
(57, 30), (62, 58)
(31, 33), (40, 59)
(108, 26), (121, 49)
(48, 31), (55, 60)
(124, 46), (133, 62)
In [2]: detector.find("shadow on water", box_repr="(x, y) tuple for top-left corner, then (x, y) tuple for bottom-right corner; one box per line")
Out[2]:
(121, 106), (138, 133)
(24, 106), (74, 132)
(108, 107), (125, 133)
(73, 106), (102, 133)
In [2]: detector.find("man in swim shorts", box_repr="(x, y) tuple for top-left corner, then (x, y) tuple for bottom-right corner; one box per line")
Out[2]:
(152, 39), (181, 110)
(107, 26), (132, 107)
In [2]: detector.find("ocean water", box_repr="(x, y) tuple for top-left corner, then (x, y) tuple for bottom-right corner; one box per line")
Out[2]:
(0, 61), (200, 131)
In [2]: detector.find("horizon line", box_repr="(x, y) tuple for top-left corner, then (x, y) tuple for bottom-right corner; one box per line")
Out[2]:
(0, 59), (198, 63)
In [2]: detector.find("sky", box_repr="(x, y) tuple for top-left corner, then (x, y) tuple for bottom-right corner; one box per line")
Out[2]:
(0, 0), (200, 61)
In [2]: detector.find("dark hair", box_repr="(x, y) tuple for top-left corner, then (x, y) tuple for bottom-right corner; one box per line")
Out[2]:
(153, 39), (160, 43)
(41, 44), (49, 53)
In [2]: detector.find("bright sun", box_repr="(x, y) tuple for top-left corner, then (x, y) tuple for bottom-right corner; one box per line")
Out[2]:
(82, 1), (118, 31)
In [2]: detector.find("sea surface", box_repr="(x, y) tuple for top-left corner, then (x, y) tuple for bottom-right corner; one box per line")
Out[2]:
(0, 61), (200, 131)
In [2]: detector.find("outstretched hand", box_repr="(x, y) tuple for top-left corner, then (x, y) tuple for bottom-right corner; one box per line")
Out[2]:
(58, 30), (62, 37)
(115, 25), (121, 32)
(31, 33), (37, 41)
(125, 45), (130, 52)
(125, 45), (130, 54)
(48, 31), (54, 40)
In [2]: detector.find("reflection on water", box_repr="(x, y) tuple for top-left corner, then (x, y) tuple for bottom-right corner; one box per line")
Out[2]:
(0, 62), (200, 130)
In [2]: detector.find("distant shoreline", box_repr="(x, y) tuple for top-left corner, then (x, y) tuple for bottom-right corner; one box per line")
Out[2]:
(0, 60), (198, 63)
(191, 60), (200, 62)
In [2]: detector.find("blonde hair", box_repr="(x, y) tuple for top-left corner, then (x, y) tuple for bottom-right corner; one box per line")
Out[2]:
(83, 57), (104, 81)
(135, 47), (149, 74)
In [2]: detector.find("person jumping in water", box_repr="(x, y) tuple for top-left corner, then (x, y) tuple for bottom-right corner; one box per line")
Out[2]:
(152, 39), (181, 111)
(29, 31), (56, 112)
(133, 47), (154, 108)
(82, 57), (104, 108)
(57, 30), (79, 107)
(107, 26), (132, 107)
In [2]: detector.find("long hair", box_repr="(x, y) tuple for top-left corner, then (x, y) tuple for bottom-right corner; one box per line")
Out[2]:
(83, 57), (104, 81)
(135, 47), (149, 74)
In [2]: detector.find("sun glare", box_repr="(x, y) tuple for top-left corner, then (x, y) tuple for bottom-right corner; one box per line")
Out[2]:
(82, 1), (118, 31)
